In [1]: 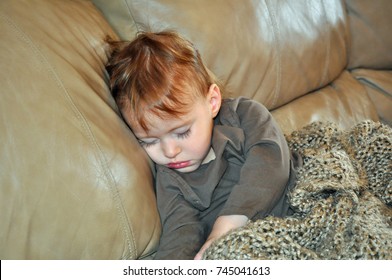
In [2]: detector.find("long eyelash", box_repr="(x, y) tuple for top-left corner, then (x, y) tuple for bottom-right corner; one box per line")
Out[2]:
(139, 140), (155, 148)
(177, 129), (191, 139)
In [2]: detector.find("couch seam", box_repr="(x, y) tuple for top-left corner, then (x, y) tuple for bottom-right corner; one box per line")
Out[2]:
(265, 0), (282, 109)
(0, 11), (137, 259)
(123, 0), (140, 33)
(320, 1), (331, 87)
(355, 77), (392, 99)
(342, 0), (352, 70)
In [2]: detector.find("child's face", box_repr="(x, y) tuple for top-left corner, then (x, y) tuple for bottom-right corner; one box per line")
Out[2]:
(123, 85), (221, 173)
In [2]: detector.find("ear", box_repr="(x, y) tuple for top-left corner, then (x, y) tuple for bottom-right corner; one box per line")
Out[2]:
(208, 84), (222, 118)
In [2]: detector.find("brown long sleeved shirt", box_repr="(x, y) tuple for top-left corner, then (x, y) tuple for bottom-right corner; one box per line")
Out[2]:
(154, 97), (298, 259)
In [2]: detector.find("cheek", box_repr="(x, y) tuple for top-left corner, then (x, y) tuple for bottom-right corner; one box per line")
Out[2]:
(143, 147), (162, 163)
(188, 129), (211, 155)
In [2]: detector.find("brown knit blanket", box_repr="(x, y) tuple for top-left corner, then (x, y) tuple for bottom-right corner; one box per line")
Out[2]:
(204, 120), (392, 260)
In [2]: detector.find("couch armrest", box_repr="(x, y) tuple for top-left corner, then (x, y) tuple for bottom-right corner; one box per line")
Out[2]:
(0, 0), (160, 259)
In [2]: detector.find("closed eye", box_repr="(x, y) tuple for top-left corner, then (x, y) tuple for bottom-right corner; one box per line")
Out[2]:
(177, 129), (191, 139)
(138, 139), (158, 148)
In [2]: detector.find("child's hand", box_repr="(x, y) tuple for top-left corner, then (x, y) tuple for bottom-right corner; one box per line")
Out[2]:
(194, 215), (248, 260)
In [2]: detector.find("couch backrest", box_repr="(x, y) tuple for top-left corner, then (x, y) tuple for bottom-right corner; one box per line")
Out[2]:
(93, 0), (349, 111)
(345, 0), (392, 69)
(0, 0), (160, 259)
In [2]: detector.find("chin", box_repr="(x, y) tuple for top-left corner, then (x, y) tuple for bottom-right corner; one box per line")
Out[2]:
(177, 164), (200, 173)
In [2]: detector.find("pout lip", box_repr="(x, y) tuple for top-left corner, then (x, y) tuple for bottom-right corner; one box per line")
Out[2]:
(167, 161), (191, 169)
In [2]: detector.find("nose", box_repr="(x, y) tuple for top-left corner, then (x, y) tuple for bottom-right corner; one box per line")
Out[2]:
(162, 139), (181, 159)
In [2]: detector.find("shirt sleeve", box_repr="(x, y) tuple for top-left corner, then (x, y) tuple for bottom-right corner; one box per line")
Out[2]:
(154, 169), (206, 260)
(219, 98), (292, 219)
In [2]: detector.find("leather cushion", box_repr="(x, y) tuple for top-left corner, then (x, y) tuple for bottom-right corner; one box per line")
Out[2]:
(0, 0), (160, 259)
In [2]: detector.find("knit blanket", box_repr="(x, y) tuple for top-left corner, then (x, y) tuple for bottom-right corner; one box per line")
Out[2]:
(204, 120), (392, 260)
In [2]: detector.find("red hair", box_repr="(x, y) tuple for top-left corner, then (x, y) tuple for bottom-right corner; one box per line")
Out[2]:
(106, 31), (216, 131)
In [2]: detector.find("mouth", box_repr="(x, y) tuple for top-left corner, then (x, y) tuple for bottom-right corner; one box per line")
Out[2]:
(167, 161), (191, 169)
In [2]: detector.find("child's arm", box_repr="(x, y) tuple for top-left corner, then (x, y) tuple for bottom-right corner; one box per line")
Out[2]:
(154, 193), (205, 259)
(219, 98), (292, 220)
(194, 215), (248, 260)
(154, 169), (206, 260)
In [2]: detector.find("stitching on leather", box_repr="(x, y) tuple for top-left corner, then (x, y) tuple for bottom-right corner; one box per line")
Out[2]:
(265, 0), (282, 109)
(0, 11), (137, 259)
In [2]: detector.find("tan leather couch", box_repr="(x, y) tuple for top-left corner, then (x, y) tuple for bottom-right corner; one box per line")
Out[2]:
(1, 0), (391, 259)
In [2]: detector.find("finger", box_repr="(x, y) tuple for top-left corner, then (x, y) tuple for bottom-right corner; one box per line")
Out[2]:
(194, 239), (213, 260)
(194, 244), (207, 260)
(194, 252), (203, 260)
